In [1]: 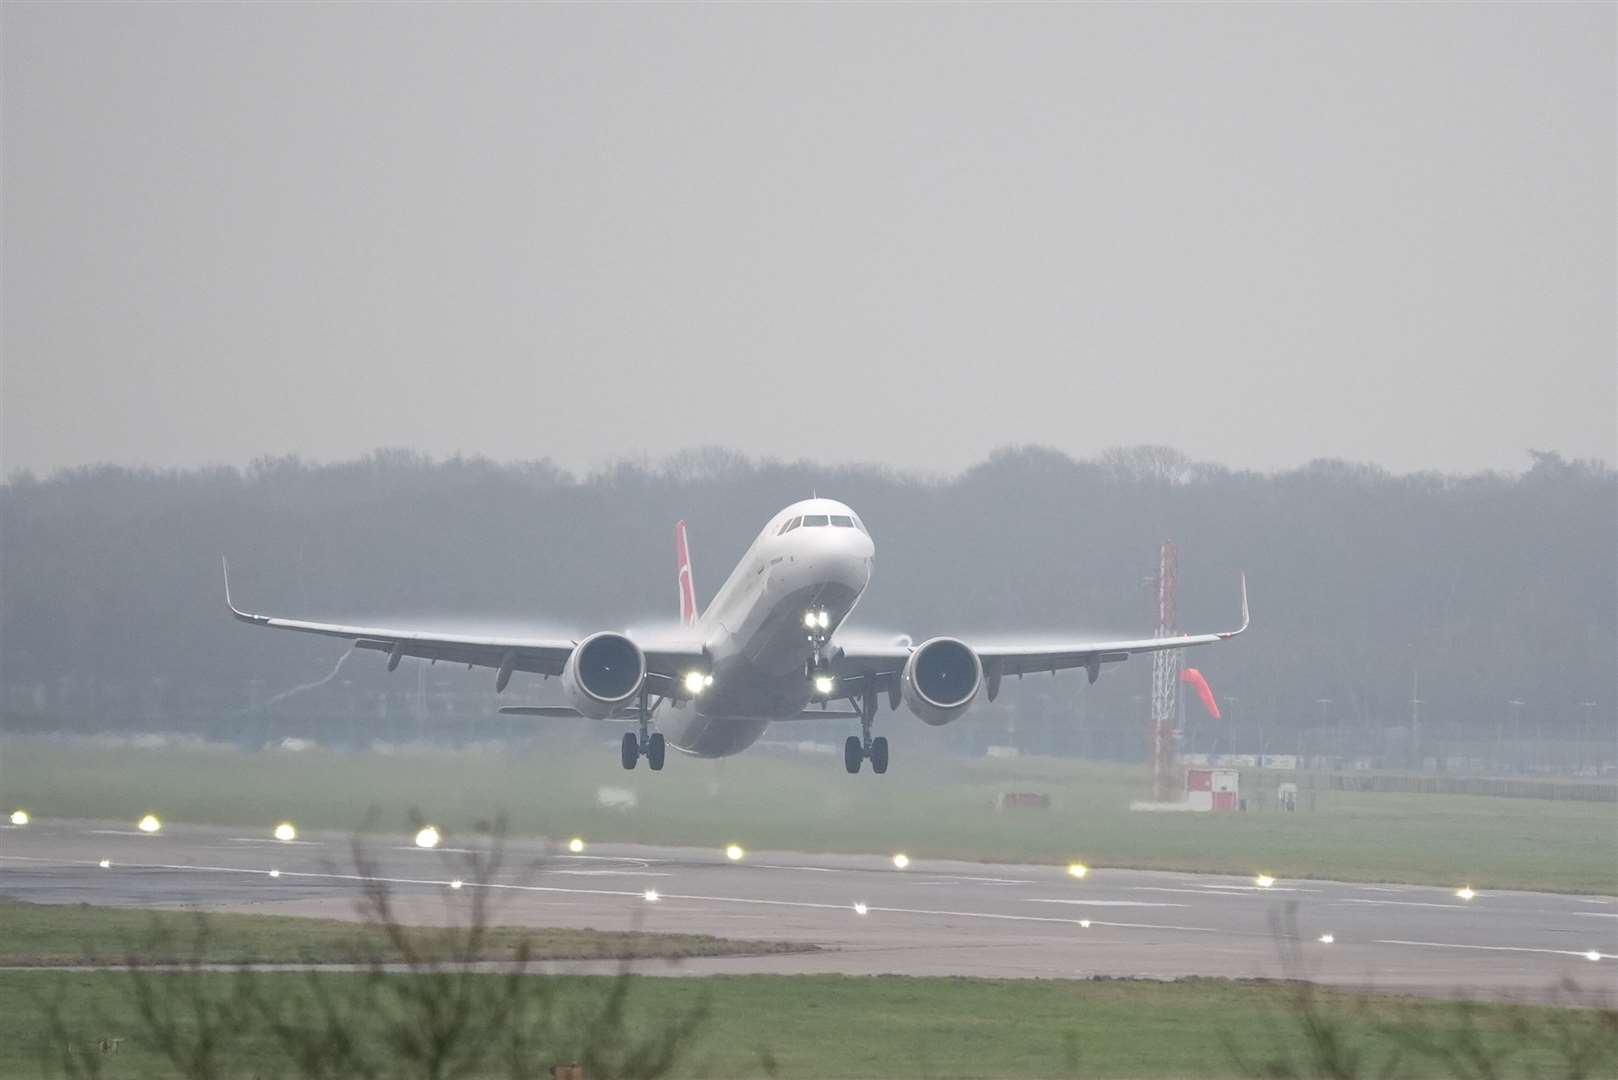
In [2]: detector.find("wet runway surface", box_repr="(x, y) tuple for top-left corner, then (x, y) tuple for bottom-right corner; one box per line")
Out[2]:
(3, 819), (1614, 1001)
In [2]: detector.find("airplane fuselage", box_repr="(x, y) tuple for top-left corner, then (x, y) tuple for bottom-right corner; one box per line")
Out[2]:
(658, 498), (874, 757)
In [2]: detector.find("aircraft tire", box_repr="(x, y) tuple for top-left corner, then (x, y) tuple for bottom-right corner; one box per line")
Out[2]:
(647, 732), (666, 771)
(621, 732), (639, 770)
(843, 735), (863, 774)
(870, 736), (889, 774)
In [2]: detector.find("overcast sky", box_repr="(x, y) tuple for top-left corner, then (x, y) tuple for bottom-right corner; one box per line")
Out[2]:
(3, 3), (1612, 479)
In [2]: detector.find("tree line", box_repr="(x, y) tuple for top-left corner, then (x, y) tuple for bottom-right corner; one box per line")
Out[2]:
(2, 446), (1612, 765)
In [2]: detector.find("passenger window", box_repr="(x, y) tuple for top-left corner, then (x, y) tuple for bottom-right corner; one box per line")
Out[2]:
(830, 515), (854, 528)
(802, 514), (829, 527)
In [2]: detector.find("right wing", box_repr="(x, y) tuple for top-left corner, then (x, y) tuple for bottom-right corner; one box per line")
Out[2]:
(223, 559), (702, 689)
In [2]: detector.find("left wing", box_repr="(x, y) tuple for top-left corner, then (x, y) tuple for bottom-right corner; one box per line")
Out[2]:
(833, 574), (1249, 695)
(223, 559), (703, 691)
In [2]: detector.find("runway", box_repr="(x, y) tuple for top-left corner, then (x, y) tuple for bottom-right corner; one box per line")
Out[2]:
(3, 819), (1613, 1001)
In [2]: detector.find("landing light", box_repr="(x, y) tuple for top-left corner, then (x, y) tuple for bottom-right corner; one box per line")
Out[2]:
(683, 671), (707, 696)
(1079, 919), (1091, 929)
(137, 814), (162, 834)
(415, 826), (441, 849)
(273, 822), (297, 842)
(725, 844), (745, 862)
(1456, 886), (1476, 901)
(853, 902), (869, 916)
(644, 889), (660, 903)
(8, 810), (27, 826)
(1254, 874), (1275, 889)
(450, 878), (464, 890)
(1067, 862), (1089, 879)
(818, 611), (830, 629)
(804, 611), (818, 629)
(269, 869), (281, 879)
(813, 675), (835, 696)
(98, 859), (111, 869)
(568, 837), (586, 854)
(1585, 950), (1602, 962)
(892, 853), (910, 870)
(1318, 933), (1335, 944)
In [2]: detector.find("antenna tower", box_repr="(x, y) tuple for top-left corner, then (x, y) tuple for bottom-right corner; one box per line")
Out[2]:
(1150, 541), (1181, 802)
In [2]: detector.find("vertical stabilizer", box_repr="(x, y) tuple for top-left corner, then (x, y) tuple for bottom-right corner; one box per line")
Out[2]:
(675, 520), (699, 627)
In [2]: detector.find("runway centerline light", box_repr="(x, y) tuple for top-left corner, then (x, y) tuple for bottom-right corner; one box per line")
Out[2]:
(1254, 874), (1275, 889)
(1456, 886), (1476, 901)
(137, 814), (162, 834)
(98, 859), (111, 869)
(1067, 862), (1089, 879)
(853, 901), (869, 916)
(725, 844), (745, 862)
(644, 889), (660, 902)
(1318, 933), (1335, 944)
(9, 810), (28, 826)
(813, 675), (835, 695)
(568, 837), (586, 854)
(892, 853), (910, 870)
(414, 826), (441, 850)
(273, 822), (297, 842)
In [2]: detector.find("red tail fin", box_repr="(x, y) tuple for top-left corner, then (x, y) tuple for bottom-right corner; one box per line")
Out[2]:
(675, 520), (698, 628)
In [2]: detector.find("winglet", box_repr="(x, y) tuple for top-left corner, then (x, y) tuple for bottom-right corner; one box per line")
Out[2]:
(1218, 572), (1250, 639)
(221, 557), (268, 625)
(675, 520), (698, 628)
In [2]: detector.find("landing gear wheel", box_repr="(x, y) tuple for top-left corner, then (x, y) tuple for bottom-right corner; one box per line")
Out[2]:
(844, 735), (863, 774)
(870, 736), (889, 774)
(621, 732), (639, 770)
(647, 733), (666, 771)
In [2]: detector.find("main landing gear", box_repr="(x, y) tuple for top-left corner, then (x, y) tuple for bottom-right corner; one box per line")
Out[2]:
(621, 683), (665, 771)
(844, 687), (889, 775)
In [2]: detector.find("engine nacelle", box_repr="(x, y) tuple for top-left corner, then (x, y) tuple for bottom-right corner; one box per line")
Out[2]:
(901, 637), (982, 726)
(561, 632), (646, 719)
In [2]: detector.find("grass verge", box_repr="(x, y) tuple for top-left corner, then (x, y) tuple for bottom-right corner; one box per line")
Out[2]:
(0, 899), (813, 967)
(12, 970), (1616, 1079)
(5, 734), (1615, 893)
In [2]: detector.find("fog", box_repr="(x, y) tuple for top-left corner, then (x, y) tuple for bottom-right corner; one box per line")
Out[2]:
(3, 3), (1613, 478)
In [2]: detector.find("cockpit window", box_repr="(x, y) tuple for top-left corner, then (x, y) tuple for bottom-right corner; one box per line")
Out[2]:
(801, 514), (830, 527)
(829, 515), (854, 528)
(778, 516), (802, 535)
(851, 516), (868, 535)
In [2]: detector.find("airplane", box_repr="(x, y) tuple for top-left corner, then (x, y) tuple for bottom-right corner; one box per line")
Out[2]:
(224, 497), (1247, 774)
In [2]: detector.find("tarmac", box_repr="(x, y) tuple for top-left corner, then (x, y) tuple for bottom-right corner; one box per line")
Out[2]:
(3, 818), (1614, 1001)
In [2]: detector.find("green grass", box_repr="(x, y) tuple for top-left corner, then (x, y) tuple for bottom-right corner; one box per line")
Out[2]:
(4, 735), (1615, 894)
(10, 970), (1614, 1079)
(0, 899), (812, 967)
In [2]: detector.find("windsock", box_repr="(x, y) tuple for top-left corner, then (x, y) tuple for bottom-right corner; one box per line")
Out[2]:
(1180, 667), (1221, 720)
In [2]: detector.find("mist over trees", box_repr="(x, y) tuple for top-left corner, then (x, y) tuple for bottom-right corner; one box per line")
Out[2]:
(2, 446), (1612, 768)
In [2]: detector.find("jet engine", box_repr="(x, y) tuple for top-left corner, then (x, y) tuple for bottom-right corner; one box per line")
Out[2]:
(561, 632), (646, 719)
(900, 637), (982, 726)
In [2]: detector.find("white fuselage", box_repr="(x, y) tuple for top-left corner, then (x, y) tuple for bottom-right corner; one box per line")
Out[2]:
(657, 499), (874, 757)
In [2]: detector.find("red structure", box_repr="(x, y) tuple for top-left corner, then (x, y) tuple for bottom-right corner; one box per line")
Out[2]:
(1150, 541), (1181, 802)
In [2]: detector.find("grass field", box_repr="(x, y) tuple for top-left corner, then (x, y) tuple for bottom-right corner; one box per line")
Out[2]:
(4, 734), (1615, 894)
(0, 899), (812, 967)
(10, 970), (1614, 1079)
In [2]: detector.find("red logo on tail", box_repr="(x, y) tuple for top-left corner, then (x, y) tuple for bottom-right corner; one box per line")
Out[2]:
(675, 521), (697, 627)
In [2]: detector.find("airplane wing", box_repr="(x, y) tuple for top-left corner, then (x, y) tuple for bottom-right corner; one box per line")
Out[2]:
(222, 559), (703, 688)
(833, 574), (1249, 694)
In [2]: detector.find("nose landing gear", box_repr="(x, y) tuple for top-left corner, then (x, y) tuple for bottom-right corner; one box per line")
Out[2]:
(843, 686), (889, 775)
